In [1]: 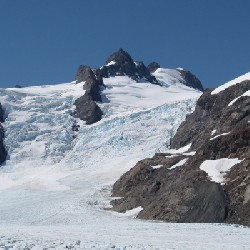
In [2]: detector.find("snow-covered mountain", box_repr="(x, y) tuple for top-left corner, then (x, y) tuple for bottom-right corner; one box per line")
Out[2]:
(73, 49), (204, 125)
(0, 50), (249, 249)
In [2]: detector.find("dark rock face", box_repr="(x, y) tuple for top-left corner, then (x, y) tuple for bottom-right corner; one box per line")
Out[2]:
(74, 66), (103, 124)
(135, 61), (158, 84)
(111, 152), (227, 223)
(0, 103), (7, 165)
(171, 80), (250, 150)
(76, 65), (102, 102)
(0, 102), (4, 123)
(147, 62), (160, 73)
(111, 80), (250, 226)
(176, 68), (204, 91)
(99, 49), (159, 84)
(179, 181), (227, 223)
(73, 95), (102, 125)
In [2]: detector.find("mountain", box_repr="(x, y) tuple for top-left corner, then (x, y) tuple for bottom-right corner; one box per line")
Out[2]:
(0, 51), (249, 248)
(111, 73), (250, 226)
(73, 49), (204, 125)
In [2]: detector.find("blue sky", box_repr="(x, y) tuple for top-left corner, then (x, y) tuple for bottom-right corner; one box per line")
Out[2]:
(0, 0), (249, 88)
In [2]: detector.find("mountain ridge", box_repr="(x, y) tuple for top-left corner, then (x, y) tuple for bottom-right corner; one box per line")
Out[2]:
(74, 48), (203, 125)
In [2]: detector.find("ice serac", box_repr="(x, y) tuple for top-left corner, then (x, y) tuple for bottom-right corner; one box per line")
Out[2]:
(74, 65), (103, 124)
(0, 103), (6, 165)
(111, 75), (250, 226)
(99, 48), (159, 84)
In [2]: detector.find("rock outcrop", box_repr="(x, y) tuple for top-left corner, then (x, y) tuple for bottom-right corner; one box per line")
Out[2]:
(176, 68), (204, 91)
(99, 49), (159, 84)
(111, 79), (250, 226)
(74, 66), (103, 124)
(73, 95), (102, 125)
(76, 65), (103, 102)
(147, 62), (160, 73)
(0, 103), (7, 165)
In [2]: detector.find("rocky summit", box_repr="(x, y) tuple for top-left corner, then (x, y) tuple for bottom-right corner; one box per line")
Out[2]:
(74, 49), (204, 125)
(98, 48), (159, 84)
(111, 77), (250, 226)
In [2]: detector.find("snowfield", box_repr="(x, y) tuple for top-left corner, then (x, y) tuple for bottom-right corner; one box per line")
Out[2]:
(211, 71), (250, 94)
(0, 76), (249, 249)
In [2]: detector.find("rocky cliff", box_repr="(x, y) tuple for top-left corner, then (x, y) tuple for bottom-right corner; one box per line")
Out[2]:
(74, 65), (103, 125)
(111, 77), (250, 226)
(176, 68), (204, 91)
(0, 103), (7, 165)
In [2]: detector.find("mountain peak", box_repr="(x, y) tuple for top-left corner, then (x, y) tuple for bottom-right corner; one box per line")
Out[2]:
(100, 49), (159, 84)
(105, 48), (134, 66)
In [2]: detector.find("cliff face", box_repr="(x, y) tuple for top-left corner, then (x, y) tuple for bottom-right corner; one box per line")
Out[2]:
(111, 79), (250, 226)
(0, 103), (7, 165)
(74, 65), (103, 125)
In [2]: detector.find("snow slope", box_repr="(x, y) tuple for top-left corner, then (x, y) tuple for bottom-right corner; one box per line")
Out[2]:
(211, 72), (250, 94)
(0, 77), (249, 249)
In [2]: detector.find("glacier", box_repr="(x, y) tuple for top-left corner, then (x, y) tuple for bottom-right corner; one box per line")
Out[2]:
(0, 78), (249, 249)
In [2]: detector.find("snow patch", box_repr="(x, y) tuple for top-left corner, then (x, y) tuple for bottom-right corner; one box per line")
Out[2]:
(211, 72), (250, 95)
(106, 60), (116, 66)
(183, 151), (196, 156)
(211, 130), (217, 136)
(200, 158), (243, 183)
(151, 165), (163, 169)
(210, 132), (230, 141)
(123, 206), (143, 217)
(165, 154), (178, 158)
(228, 90), (250, 106)
(169, 158), (188, 170)
(167, 143), (192, 154)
